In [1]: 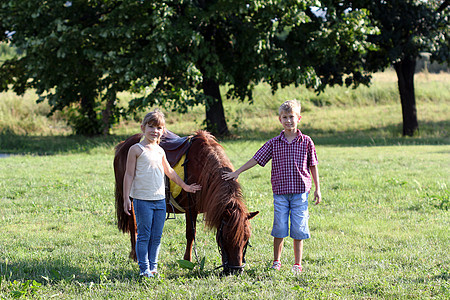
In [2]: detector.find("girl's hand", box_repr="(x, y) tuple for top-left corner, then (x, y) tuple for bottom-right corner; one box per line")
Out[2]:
(184, 183), (202, 193)
(123, 198), (132, 216)
(222, 171), (238, 181)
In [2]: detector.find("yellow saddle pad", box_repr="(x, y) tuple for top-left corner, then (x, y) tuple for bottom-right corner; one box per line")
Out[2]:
(169, 154), (185, 199)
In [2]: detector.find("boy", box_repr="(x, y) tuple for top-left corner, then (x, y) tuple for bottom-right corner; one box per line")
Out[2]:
(222, 100), (321, 274)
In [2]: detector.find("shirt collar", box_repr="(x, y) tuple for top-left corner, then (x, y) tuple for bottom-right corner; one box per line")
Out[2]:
(278, 129), (303, 143)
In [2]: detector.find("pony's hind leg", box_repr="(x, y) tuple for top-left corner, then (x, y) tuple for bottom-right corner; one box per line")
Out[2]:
(129, 231), (137, 261)
(184, 211), (198, 261)
(129, 205), (138, 261)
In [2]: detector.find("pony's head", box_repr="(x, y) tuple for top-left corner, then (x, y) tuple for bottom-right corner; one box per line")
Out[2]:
(216, 210), (259, 275)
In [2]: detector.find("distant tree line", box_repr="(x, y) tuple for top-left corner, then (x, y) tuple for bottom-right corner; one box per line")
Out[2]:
(416, 53), (449, 73)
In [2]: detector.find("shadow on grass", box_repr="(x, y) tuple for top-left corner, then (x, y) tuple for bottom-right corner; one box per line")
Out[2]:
(0, 119), (448, 155)
(224, 120), (449, 147)
(1, 257), (242, 289)
(0, 133), (131, 155)
(1, 259), (138, 288)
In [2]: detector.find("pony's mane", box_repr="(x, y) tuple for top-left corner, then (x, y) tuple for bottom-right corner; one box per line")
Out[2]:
(193, 130), (249, 246)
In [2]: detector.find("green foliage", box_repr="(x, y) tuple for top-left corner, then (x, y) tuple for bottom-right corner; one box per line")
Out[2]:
(347, 0), (450, 70)
(176, 260), (196, 270)
(64, 105), (106, 136)
(0, 0), (133, 135)
(8, 280), (41, 298)
(0, 0), (398, 135)
(269, 2), (375, 92)
(177, 257), (206, 272)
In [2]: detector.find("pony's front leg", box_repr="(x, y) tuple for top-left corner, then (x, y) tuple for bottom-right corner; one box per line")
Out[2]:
(184, 211), (198, 261)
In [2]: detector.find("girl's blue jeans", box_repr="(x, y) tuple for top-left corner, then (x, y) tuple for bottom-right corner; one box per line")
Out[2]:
(133, 199), (166, 273)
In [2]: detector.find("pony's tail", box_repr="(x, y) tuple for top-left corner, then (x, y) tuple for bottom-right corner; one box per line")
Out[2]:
(113, 133), (143, 233)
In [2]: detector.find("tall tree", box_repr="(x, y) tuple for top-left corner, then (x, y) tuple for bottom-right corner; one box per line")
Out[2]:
(345, 0), (449, 136)
(0, 1), (376, 136)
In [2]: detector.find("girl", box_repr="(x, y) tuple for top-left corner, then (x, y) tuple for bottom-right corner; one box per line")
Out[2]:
(123, 110), (201, 278)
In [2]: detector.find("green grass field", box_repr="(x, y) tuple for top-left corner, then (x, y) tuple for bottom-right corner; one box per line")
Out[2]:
(0, 71), (449, 299)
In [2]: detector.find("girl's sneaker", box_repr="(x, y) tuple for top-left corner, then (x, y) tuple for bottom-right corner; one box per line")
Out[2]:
(271, 260), (281, 270)
(292, 264), (303, 275)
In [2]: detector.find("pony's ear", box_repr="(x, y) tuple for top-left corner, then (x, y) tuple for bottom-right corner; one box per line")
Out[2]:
(247, 211), (259, 220)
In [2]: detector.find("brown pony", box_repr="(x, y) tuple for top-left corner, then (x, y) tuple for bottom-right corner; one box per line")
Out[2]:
(114, 130), (258, 274)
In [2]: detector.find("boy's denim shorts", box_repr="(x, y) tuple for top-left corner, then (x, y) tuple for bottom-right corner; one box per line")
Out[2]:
(271, 193), (310, 240)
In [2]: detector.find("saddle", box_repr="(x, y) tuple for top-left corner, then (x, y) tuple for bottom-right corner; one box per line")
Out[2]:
(160, 130), (192, 213)
(160, 130), (191, 167)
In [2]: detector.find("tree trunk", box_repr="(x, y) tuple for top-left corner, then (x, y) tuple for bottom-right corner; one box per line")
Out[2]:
(202, 77), (229, 136)
(80, 95), (97, 127)
(394, 56), (418, 136)
(101, 94), (115, 136)
(78, 95), (102, 136)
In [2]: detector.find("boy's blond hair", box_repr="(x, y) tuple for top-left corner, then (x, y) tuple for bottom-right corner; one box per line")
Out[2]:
(279, 100), (301, 116)
(141, 109), (166, 128)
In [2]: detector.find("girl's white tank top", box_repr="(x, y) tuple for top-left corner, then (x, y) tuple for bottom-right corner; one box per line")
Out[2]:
(130, 143), (166, 201)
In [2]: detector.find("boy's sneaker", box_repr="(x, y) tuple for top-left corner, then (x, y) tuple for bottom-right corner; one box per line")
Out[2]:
(292, 264), (303, 275)
(150, 270), (159, 277)
(139, 270), (154, 278)
(271, 260), (281, 270)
